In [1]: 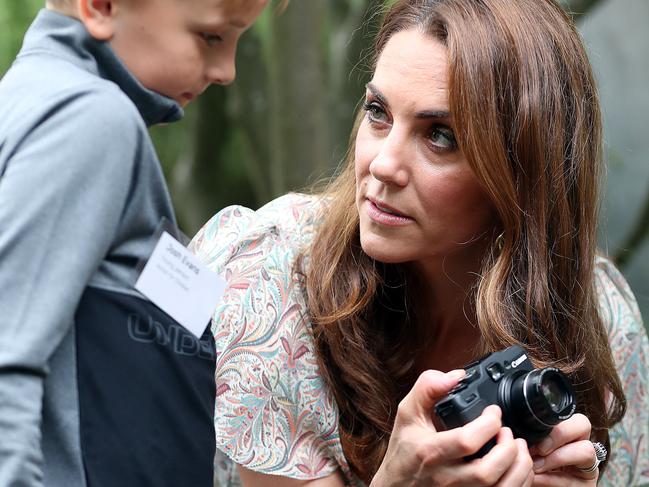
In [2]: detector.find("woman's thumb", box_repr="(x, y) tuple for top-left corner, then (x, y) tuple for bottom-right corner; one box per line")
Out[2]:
(398, 369), (465, 422)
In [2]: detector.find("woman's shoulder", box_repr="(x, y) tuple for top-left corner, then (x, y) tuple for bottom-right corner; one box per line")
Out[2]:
(593, 254), (647, 378)
(190, 192), (325, 274)
(593, 255), (644, 337)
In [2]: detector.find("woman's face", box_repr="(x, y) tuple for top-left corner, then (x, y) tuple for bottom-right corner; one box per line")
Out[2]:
(355, 28), (496, 269)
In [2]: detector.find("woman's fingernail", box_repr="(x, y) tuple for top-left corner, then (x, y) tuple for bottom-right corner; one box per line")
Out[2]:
(446, 369), (465, 380)
(533, 457), (545, 471)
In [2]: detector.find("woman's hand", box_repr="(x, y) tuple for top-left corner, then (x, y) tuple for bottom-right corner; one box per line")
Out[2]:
(530, 414), (599, 486)
(370, 370), (534, 487)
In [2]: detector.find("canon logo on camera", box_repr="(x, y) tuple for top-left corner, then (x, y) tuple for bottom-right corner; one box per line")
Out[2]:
(512, 354), (527, 368)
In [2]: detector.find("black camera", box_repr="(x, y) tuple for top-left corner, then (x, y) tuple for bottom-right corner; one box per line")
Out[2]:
(434, 345), (576, 456)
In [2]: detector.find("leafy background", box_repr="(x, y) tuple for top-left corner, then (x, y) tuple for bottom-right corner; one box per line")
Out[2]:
(1, 0), (647, 332)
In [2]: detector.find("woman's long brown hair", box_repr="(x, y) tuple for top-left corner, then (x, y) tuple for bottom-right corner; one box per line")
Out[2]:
(304, 0), (626, 482)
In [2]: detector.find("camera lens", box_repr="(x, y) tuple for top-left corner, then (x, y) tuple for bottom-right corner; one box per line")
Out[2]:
(501, 367), (576, 442)
(540, 374), (566, 412)
(523, 368), (575, 424)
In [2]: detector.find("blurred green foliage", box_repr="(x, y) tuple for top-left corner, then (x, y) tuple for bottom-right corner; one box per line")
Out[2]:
(1, 1), (647, 291)
(0, 0), (609, 232)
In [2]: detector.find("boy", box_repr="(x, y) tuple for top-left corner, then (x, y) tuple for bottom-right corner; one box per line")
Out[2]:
(0, 0), (267, 485)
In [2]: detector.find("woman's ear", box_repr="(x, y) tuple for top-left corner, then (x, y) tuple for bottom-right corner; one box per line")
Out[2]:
(77, 0), (117, 40)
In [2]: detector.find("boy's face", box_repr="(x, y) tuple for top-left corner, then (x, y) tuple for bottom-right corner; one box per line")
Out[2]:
(106, 0), (267, 106)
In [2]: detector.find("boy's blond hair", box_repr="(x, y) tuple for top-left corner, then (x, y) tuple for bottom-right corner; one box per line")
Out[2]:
(46, 0), (289, 13)
(46, 0), (77, 14)
(46, 0), (73, 7)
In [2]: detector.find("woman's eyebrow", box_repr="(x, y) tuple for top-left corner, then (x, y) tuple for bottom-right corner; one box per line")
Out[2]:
(365, 83), (451, 120)
(414, 109), (451, 120)
(365, 83), (388, 106)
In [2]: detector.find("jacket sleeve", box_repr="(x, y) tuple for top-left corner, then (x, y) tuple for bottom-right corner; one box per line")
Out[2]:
(0, 85), (142, 486)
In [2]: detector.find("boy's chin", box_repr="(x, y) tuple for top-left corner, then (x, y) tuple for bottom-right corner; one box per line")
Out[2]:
(179, 92), (196, 105)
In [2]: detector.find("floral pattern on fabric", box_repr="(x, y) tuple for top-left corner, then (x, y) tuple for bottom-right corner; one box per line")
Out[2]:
(595, 258), (649, 486)
(191, 194), (649, 487)
(190, 194), (358, 486)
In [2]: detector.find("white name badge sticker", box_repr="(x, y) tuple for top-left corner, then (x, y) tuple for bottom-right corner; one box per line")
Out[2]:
(135, 231), (226, 338)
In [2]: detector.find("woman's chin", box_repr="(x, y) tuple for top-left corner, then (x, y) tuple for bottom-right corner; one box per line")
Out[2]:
(359, 234), (409, 264)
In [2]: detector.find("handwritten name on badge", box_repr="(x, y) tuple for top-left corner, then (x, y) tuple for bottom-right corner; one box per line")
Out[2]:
(135, 231), (226, 337)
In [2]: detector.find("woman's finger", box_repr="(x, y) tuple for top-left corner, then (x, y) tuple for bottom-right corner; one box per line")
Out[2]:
(376, 407), (504, 486)
(533, 470), (596, 487)
(430, 405), (503, 460)
(532, 414), (591, 456)
(494, 438), (534, 487)
(533, 439), (599, 479)
(429, 427), (519, 486)
(397, 369), (465, 426)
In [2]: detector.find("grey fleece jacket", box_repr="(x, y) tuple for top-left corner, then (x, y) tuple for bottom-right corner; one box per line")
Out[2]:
(0, 10), (216, 487)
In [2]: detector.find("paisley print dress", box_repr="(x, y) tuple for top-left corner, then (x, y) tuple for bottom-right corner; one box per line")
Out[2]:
(190, 193), (649, 487)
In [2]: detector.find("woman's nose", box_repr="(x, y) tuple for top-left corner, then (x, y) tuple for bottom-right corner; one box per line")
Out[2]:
(369, 134), (410, 187)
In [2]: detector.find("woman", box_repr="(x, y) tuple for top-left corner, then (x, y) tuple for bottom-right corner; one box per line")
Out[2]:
(191, 0), (649, 485)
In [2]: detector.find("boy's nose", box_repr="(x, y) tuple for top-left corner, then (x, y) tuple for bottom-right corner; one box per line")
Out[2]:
(206, 57), (236, 86)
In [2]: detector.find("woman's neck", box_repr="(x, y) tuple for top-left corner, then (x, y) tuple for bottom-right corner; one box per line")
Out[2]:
(416, 238), (487, 317)
(411, 242), (488, 372)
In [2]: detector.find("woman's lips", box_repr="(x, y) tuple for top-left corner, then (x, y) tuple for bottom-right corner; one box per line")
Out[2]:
(366, 199), (413, 226)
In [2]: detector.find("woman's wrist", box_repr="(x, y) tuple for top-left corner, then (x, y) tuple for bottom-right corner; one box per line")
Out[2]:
(369, 465), (394, 487)
(368, 472), (384, 487)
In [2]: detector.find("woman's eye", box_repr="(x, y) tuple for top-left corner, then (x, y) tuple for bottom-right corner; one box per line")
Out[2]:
(199, 32), (223, 46)
(362, 101), (389, 124)
(428, 126), (457, 151)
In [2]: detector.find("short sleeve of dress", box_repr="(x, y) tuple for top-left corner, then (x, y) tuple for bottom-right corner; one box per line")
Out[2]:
(594, 257), (649, 486)
(190, 194), (353, 483)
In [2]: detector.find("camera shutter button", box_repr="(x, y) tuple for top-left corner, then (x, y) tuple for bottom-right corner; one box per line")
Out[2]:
(463, 369), (480, 383)
(486, 363), (505, 381)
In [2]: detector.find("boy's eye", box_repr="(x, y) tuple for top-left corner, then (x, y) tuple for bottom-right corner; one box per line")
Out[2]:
(199, 32), (223, 46)
(362, 100), (389, 124)
(428, 126), (457, 151)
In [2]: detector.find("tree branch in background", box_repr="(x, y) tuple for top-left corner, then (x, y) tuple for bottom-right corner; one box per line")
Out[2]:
(329, 0), (386, 168)
(267, 0), (329, 195)
(169, 88), (231, 232)
(229, 29), (273, 205)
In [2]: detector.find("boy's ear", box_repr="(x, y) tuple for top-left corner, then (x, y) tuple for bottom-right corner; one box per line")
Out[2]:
(77, 0), (117, 41)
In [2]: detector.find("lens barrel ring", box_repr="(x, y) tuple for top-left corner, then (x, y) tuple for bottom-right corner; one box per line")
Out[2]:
(521, 367), (575, 424)
(522, 372), (557, 428)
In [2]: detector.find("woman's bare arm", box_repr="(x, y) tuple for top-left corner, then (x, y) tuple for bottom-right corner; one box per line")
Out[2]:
(238, 466), (346, 487)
